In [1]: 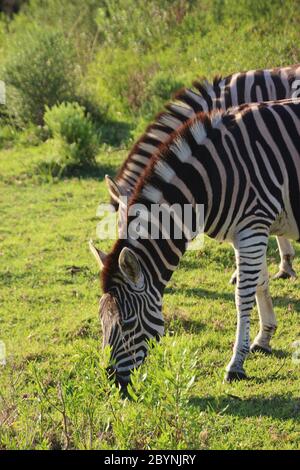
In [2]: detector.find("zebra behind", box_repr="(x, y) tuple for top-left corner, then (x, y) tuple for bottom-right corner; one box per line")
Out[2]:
(106, 64), (300, 280)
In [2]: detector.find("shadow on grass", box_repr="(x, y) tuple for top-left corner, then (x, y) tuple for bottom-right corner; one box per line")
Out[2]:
(165, 313), (205, 334)
(179, 252), (236, 271)
(36, 160), (117, 181)
(189, 394), (300, 421)
(179, 237), (299, 271)
(0, 270), (32, 286)
(267, 349), (290, 359)
(166, 284), (300, 314)
(272, 295), (300, 315)
(165, 286), (234, 303)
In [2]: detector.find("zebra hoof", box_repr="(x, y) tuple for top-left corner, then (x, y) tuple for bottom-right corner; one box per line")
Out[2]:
(272, 269), (296, 280)
(250, 344), (272, 355)
(224, 370), (248, 383)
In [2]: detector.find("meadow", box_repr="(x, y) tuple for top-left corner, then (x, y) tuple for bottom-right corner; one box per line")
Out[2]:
(0, 0), (300, 450)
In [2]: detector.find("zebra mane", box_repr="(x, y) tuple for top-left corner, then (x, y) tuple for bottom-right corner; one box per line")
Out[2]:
(101, 238), (127, 292)
(113, 75), (223, 198)
(129, 109), (221, 204)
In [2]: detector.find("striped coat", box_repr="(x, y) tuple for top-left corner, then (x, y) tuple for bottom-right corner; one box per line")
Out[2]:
(107, 64), (300, 280)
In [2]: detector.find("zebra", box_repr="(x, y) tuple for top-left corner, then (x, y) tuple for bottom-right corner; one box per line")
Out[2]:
(90, 97), (300, 386)
(105, 64), (300, 281)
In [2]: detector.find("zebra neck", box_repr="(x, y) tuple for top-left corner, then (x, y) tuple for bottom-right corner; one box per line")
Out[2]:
(127, 234), (187, 294)
(126, 197), (203, 293)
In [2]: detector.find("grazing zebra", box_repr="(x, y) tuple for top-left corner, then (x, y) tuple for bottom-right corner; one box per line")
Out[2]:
(106, 64), (300, 280)
(90, 98), (300, 385)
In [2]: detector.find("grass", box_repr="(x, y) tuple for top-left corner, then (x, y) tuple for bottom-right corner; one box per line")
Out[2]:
(0, 144), (299, 450)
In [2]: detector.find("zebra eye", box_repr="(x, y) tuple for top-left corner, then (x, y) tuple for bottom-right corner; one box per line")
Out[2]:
(121, 316), (137, 331)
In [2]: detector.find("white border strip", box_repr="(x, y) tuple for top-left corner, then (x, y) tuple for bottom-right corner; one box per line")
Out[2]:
(0, 80), (6, 105)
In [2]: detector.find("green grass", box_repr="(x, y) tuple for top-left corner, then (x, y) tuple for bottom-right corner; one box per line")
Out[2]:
(1, 0), (300, 451)
(0, 145), (299, 450)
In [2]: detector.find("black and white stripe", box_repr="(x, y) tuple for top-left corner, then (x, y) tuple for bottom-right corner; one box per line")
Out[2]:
(100, 98), (300, 384)
(113, 64), (300, 279)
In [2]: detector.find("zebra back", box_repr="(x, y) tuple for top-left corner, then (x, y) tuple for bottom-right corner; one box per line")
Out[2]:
(113, 64), (300, 203)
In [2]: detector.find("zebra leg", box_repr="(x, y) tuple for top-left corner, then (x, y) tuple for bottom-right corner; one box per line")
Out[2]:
(250, 256), (277, 354)
(273, 237), (296, 279)
(229, 268), (238, 285)
(231, 237), (296, 283)
(225, 230), (269, 382)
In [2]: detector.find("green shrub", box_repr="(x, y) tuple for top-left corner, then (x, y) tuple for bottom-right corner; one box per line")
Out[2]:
(148, 72), (183, 101)
(213, 0), (286, 24)
(95, 0), (193, 51)
(4, 29), (78, 125)
(0, 124), (18, 149)
(141, 71), (184, 117)
(44, 102), (99, 167)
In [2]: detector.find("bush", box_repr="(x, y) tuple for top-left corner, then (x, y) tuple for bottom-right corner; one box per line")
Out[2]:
(96, 0), (193, 51)
(44, 102), (99, 167)
(141, 71), (184, 116)
(0, 124), (18, 149)
(4, 29), (78, 125)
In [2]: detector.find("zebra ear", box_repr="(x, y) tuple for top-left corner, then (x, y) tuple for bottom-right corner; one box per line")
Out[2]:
(118, 247), (143, 287)
(89, 240), (107, 270)
(105, 175), (128, 206)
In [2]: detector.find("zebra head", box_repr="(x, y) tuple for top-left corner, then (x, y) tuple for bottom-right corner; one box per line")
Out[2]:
(89, 241), (164, 387)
